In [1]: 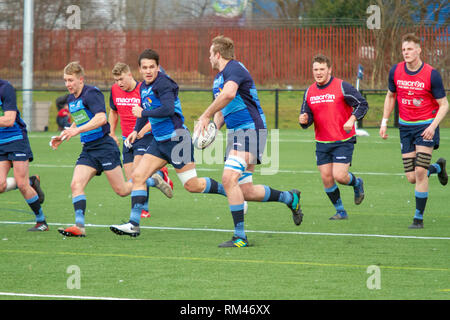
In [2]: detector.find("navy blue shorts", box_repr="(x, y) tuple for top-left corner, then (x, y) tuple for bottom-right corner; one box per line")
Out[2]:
(145, 129), (194, 170)
(225, 129), (267, 165)
(315, 140), (355, 166)
(0, 134), (33, 162)
(399, 124), (440, 154)
(122, 133), (154, 164)
(76, 135), (122, 175)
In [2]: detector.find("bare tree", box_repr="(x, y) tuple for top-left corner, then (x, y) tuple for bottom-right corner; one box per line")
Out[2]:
(172, 0), (211, 19)
(367, 0), (448, 88)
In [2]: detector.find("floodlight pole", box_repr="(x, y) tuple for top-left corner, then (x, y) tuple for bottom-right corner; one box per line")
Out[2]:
(22, 0), (34, 129)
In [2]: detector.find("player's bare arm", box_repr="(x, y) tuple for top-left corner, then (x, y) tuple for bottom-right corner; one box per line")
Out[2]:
(213, 110), (225, 130)
(343, 115), (357, 133)
(125, 117), (152, 145)
(421, 97), (449, 140)
(62, 112), (107, 141)
(125, 130), (137, 147)
(137, 121), (152, 139)
(379, 90), (397, 139)
(108, 109), (120, 145)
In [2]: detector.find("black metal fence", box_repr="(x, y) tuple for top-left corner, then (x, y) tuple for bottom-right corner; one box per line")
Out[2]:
(15, 88), (449, 132)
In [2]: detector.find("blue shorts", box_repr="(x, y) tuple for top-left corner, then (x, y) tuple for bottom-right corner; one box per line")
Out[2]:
(122, 133), (154, 164)
(316, 140), (355, 166)
(76, 135), (122, 176)
(399, 124), (440, 154)
(0, 134), (33, 162)
(145, 129), (194, 170)
(225, 129), (267, 165)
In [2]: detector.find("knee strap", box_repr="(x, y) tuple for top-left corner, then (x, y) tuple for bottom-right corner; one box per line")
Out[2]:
(402, 157), (415, 173)
(415, 152), (432, 170)
(224, 155), (247, 174)
(238, 171), (253, 185)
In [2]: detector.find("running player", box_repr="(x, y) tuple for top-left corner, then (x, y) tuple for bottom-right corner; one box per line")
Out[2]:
(56, 62), (157, 237)
(110, 49), (227, 237)
(109, 62), (173, 218)
(379, 33), (448, 229)
(195, 36), (303, 248)
(299, 54), (368, 220)
(0, 78), (47, 231)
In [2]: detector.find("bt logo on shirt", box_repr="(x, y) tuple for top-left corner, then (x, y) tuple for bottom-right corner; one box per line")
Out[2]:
(142, 97), (153, 110)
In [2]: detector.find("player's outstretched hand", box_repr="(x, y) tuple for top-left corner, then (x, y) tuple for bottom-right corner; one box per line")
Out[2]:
(60, 126), (79, 142)
(49, 134), (66, 150)
(194, 115), (210, 137)
(125, 131), (137, 148)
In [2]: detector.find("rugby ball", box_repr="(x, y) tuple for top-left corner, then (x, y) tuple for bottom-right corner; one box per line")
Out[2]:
(193, 121), (217, 150)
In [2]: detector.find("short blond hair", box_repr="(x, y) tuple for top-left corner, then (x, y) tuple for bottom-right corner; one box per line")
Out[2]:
(211, 35), (235, 60)
(64, 61), (84, 77)
(112, 62), (131, 76)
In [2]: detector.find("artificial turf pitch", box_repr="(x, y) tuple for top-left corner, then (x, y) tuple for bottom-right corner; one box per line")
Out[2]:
(0, 128), (449, 301)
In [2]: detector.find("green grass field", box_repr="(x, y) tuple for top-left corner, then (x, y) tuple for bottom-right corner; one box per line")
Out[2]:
(0, 128), (449, 301)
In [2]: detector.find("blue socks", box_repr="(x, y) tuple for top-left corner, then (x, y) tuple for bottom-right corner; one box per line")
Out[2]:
(202, 177), (226, 196)
(325, 184), (345, 212)
(144, 185), (149, 212)
(346, 172), (360, 188)
(146, 178), (156, 187)
(428, 163), (441, 177)
(262, 185), (293, 205)
(414, 191), (428, 220)
(72, 195), (86, 226)
(144, 171), (163, 188)
(324, 174), (359, 213)
(128, 178), (152, 212)
(230, 203), (246, 239)
(26, 195), (45, 223)
(129, 190), (147, 226)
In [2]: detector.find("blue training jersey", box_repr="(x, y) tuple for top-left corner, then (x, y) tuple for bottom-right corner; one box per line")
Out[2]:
(0, 79), (27, 145)
(67, 84), (110, 143)
(139, 72), (185, 142)
(213, 60), (266, 131)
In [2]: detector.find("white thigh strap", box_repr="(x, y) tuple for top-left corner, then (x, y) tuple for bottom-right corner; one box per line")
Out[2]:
(177, 168), (197, 186)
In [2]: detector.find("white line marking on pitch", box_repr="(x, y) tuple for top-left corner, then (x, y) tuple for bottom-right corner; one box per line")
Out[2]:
(29, 163), (405, 176)
(1, 221), (449, 240)
(0, 292), (140, 300)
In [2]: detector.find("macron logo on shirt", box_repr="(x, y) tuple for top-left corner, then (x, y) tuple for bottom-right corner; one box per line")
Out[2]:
(115, 97), (140, 106)
(309, 93), (336, 104)
(396, 80), (425, 90)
